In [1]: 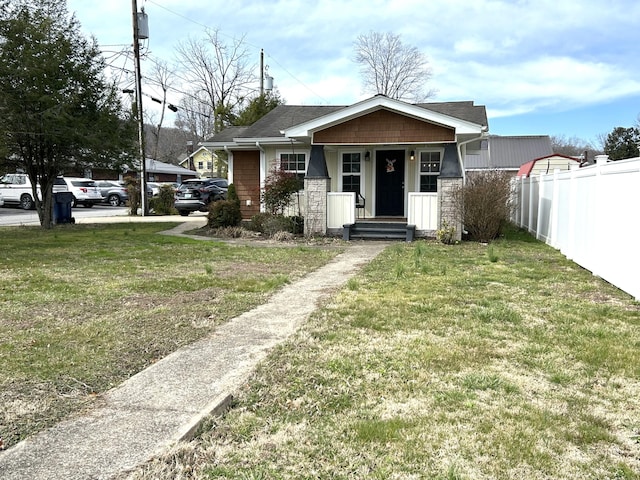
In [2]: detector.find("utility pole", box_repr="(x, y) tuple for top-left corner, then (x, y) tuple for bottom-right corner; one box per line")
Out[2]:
(132, 0), (147, 216)
(260, 48), (264, 96)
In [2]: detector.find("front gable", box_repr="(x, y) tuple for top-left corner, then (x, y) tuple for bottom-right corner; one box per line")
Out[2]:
(284, 95), (485, 142)
(313, 109), (455, 144)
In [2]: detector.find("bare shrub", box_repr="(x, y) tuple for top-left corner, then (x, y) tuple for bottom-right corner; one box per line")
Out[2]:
(453, 170), (513, 242)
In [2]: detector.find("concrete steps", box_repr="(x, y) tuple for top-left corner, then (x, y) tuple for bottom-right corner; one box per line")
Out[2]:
(343, 221), (415, 241)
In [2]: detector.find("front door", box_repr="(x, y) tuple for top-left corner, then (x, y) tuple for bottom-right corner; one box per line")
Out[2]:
(375, 150), (405, 216)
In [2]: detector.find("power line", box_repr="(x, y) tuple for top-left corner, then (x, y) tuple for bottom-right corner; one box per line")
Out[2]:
(144, 0), (330, 104)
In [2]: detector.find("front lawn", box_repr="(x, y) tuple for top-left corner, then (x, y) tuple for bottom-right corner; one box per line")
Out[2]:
(129, 227), (640, 479)
(0, 223), (339, 449)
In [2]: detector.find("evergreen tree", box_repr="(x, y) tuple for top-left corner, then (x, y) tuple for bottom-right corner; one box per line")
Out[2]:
(0, 0), (136, 228)
(603, 126), (640, 160)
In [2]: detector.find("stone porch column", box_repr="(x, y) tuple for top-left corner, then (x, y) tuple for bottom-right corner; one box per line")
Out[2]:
(437, 177), (463, 242)
(304, 144), (330, 236)
(304, 177), (330, 236)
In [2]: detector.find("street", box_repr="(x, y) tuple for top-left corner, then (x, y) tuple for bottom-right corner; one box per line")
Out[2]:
(0, 204), (129, 227)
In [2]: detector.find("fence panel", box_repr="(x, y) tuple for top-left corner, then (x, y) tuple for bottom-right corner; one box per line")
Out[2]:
(512, 158), (640, 300)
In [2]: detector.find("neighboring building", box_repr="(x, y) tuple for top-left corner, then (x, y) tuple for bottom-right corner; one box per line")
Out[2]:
(516, 154), (581, 178)
(203, 95), (489, 240)
(464, 135), (554, 175)
(178, 146), (227, 178)
(144, 159), (197, 183)
(68, 159), (197, 184)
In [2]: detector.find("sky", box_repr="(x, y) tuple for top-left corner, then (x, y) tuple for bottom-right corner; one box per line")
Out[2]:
(66, 0), (640, 146)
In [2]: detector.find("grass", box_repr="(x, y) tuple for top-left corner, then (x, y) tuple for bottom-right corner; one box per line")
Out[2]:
(123, 225), (640, 479)
(0, 223), (340, 449)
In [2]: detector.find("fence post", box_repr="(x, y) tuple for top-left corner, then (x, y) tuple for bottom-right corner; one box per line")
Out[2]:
(549, 169), (560, 248)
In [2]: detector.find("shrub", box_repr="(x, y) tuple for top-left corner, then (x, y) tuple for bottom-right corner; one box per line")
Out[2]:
(124, 178), (141, 215)
(227, 183), (240, 205)
(436, 219), (457, 245)
(247, 212), (300, 237)
(208, 199), (241, 228)
(149, 184), (176, 215)
(262, 166), (302, 215)
(453, 170), (513, 242)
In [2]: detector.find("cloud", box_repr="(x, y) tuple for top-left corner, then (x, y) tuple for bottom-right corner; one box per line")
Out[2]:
(433, 55), (640, 116)
(67, 0), (640, 128)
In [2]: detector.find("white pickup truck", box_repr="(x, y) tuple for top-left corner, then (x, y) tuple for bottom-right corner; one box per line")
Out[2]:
(0, 173), (39, 209)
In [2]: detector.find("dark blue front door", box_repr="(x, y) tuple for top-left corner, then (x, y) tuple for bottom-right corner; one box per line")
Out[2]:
(375, 150), (405, 216)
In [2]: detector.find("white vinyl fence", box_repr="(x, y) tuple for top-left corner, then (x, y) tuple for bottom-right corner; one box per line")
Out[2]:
(511, 156), (640, 300)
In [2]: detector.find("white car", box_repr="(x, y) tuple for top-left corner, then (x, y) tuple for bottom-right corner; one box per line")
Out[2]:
(53, 177), (103, 208)
(0, 191), (4, 207)
(146, 182), (160, 196)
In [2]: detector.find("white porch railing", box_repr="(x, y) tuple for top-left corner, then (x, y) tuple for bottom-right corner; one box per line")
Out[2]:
(327, 192), (355, 228)
(408, 193), (438, 230)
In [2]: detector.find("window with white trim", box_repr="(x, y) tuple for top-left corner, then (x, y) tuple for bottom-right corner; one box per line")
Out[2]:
(419, 151), (441, 192)
(341, 152), (362, 194)
(279, 152), (306, 184)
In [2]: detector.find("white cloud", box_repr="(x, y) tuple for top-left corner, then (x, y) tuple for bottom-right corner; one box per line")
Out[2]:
(66, 0), (640, 137)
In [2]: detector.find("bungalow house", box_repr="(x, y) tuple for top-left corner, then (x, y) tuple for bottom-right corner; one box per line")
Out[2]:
(178, 146), (227, 178)
(516, 153), (581, 178)
(202, 94), (490, 241)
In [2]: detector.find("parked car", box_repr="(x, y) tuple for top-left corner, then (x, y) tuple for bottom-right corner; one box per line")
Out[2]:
(174, 177), (228, 216)
(53, 177), (103, 208)
(95, 180), (129, 206)
(0, 173), (39, 209)
(146, 182), (160, 196)
(0, 191), (4, 207)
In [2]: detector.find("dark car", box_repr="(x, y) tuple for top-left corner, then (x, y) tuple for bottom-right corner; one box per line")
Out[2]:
(174, 178), (228, 216)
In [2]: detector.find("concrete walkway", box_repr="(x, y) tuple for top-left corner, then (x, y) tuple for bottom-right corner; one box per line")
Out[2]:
(0, 217), (388, 480)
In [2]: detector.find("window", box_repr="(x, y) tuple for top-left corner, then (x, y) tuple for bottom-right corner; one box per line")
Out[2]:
(280, 152), (306, 182)
(206, 161), (212, 170)
(198, 161), (204, 170)
(342, 152), (362, 194)
(419, 151), (441, 192)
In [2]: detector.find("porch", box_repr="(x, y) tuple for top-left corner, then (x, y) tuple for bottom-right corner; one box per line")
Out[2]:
(327, 191), (438, 241)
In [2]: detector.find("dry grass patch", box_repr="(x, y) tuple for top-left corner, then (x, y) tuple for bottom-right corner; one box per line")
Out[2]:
(0, 223), (339, 449)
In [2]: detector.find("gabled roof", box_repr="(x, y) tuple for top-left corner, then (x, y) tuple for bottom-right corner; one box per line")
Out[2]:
(204, 96), (488, 147)
(464, 135), (554, 170)
(178, 146), (218, 167)
(284, 96), (487, 139)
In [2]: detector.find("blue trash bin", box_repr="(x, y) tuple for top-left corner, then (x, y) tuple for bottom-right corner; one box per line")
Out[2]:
(53, 192), (75, 224)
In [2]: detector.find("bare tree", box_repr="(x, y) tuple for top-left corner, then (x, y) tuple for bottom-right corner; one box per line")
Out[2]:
(354, 31), (435, 102)
(145, 59), (175, 160)
(175, 29), (256, 134)
(174, 90), (215, 142)
(551, 134), (602, 163)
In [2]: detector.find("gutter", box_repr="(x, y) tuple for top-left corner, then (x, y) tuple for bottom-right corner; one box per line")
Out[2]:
(457, 126), (488, 183)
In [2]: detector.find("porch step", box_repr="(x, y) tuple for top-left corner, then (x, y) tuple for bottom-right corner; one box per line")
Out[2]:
(343, 222), (415, 241)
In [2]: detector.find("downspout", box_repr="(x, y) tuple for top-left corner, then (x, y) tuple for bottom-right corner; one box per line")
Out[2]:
(256, 141), (266, 212)
(457, 126), (488, 183)
(223, 145), (233, 184)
